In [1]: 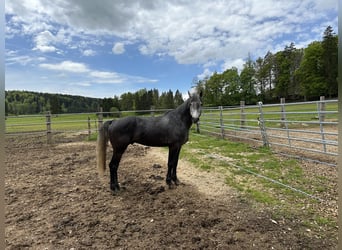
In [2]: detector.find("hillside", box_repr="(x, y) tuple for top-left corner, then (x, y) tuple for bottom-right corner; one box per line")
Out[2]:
(5, 90), (101, 115)
(5, 88), (184, 115)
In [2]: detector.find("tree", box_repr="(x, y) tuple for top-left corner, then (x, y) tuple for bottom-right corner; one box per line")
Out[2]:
(151, 89), (160, 108)
(254, 57), (267, 102)
(120, 92), (134, 111)
(295, 41), (326, 100)
(160, 90), (174, 109)
(5, 100), (8, 116)
(49, 96), (61, 114)
(273, 43), (303, 100)
(203, 71), (225, 106)
(263, 51), (275, 100)
(174, 90), (184, 106)
(221, 67), (240, 105)
(102, 98), (114, 113)
(322, 26), (338, 97)
(240, 55), (257, 104)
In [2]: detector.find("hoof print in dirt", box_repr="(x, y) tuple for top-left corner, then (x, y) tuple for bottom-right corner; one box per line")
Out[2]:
(147, 186), (165, 195)
(149, 174), (164, 181)
(152, 164), (162, 169)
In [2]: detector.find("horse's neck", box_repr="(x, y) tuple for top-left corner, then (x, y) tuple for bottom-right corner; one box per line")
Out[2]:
(174, 100), (192, 128)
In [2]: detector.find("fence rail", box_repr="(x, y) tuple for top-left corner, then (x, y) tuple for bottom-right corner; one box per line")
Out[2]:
(5, 97), (338, 166)
(199, 97), (338, 166)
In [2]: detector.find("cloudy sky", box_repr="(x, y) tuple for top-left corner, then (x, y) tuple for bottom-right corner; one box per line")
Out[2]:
(5, 0), (337, 98)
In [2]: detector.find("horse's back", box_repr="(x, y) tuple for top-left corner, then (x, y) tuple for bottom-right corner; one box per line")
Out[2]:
(108, 114), (188, 147)
(108, 117), (137, 146)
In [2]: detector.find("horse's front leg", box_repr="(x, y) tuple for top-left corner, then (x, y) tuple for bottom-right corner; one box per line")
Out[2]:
(166, 145), (181, 187)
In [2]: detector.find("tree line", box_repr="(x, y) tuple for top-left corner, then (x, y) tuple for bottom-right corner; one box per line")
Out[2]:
(194, 26), (337, 106)
(5, 89), (184, 115)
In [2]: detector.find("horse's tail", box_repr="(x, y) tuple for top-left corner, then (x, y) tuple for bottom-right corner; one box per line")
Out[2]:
(96, 120), (112, 176)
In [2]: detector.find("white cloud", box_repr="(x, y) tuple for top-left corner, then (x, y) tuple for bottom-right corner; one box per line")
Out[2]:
(6, 0), (338, 67)
(89, 71), (118, 78)
(90, 71), (123, 83)
(82, 49), (96, 56)
(33, 30), (57, 52)
(112, 42), (125, 54)
(221, 59), (246, 73)
(6, 50), (46, 66)
(197, 68), (213, 80)
(38, 60), (158, 85)
(39, 60), (89, 73)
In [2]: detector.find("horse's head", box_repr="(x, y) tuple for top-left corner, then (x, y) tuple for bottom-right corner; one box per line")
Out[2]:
(188, 91), (203, 124)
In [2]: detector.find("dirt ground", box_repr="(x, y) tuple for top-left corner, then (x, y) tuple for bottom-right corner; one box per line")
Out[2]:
(5, 134), (337, 249)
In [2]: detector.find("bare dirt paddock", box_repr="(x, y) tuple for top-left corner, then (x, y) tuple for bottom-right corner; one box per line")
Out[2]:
(5, 134), (337, 249)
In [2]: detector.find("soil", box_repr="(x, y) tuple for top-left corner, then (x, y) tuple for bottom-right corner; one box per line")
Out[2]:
(5, 134), (337, 249)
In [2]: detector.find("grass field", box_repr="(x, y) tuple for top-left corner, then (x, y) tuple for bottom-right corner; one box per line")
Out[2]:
(200, 100), (338, 133)
(180, 130), (336, 230)
(5, 113), (99, 133)
(5, 100), (338, 134)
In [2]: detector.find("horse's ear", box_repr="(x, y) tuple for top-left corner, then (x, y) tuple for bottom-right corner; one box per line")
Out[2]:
(188, 91), (191, 98)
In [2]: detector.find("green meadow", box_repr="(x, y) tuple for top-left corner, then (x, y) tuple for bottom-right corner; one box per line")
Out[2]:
(200, 101), (338, 131)
(5, 100), (337, 134)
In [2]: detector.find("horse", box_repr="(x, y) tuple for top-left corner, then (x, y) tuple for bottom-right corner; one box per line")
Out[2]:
(96, 91), (202, 193)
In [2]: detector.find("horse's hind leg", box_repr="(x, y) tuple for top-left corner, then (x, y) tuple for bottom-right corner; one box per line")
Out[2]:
(109, 146), (127, 193)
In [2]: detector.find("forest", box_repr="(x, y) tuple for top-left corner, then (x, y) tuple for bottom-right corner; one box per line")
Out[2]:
(194, 26), (337, 106)
(5, 89), (184, 115)
(5, 26), (337, 115)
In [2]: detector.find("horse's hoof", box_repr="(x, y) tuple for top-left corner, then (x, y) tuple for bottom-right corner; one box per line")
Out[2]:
(110, 184), (121, 194)
(173, 179), (180, 186)
(168, 183), (178, 190)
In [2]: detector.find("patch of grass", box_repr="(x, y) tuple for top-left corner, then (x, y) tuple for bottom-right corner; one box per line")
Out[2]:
(225, 176), (244, 191)
(245, 188), (277, 205)
(6, 113), (99, 133)
(182, 131), (330, 208)
(313, 216), (335, 227)
(87, 132), (98, 141)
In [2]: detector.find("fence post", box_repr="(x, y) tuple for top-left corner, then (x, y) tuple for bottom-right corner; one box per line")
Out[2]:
(97, 107), (103, 131)
(46, 111), (52, 144)
(88, 116), (91, 139)
(317, 96), (327, 152)
(319, 96), (326, 122)
(280, 98), (291, 146)
(219, 106), (225, 139)
(240, 101), (246, 129)
(258, 102), (269, 147)
(150, 106), (155, 117)
(280, 98), (286, 128)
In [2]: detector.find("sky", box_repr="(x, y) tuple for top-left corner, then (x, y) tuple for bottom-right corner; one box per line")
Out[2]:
(5, 0), (338, 99)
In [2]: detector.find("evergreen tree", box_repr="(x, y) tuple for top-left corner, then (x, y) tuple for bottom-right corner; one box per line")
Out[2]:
(174, 90), (184, 106)
(322, 26), (338, 97)
(240, 55), (257, 104)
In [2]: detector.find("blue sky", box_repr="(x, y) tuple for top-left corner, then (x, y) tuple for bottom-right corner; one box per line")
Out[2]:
(5, 0), (337, 98)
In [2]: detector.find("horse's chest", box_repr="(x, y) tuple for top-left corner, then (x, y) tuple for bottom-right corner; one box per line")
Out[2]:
(173, 129), (188, 145)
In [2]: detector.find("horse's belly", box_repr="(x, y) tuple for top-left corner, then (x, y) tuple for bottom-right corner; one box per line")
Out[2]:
(134, 133), (170, 147)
